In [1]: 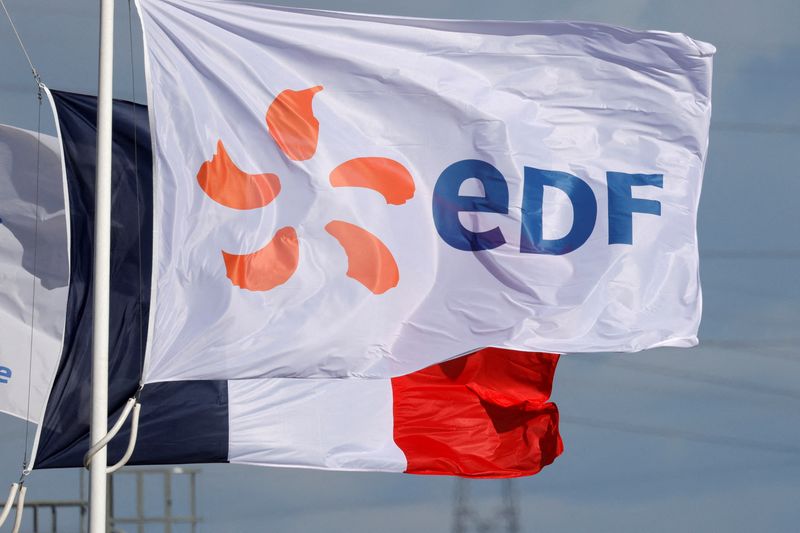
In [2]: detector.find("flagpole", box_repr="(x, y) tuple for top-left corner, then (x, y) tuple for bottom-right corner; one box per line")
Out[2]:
(90, 0), (115, 530)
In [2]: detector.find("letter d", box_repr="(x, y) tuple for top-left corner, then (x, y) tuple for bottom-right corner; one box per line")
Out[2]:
(520, 167), (597, 255)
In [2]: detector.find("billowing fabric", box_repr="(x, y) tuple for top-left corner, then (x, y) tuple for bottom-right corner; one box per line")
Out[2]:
(0, 124), (68, 422)
(137, 0), (714, 383)
(229, 349), (561, 477)
(392, 349), (561, 477)
(31, 91), (559, 477)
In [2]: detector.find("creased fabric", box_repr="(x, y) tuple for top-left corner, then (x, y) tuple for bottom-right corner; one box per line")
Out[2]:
(138, 0), (713, 382)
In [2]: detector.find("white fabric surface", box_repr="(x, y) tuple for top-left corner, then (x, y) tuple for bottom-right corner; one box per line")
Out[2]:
(0, 125), (69, 422)
(138, 0), (714, 382)
(227, 378), (406, 472)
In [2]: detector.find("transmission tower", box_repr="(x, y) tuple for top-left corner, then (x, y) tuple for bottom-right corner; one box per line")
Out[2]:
(452, 479), (520, 533)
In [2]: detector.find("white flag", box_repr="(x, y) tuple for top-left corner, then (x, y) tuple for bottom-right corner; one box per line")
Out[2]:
(137, 0), (714, 382)
(0, 125), (69, 421)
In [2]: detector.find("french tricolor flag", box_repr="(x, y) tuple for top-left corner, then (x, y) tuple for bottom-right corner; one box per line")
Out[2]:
(230, 348), (561, 476)
(15, 91), (561, 478)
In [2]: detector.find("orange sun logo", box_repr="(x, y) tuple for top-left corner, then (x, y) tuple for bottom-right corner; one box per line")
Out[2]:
(196, 86), (415, 295)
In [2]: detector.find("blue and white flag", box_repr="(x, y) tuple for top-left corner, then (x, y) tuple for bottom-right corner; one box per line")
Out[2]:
(0, 123), (68, 422)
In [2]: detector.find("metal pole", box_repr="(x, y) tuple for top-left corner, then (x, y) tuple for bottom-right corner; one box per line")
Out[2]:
(453, 479), (469, 533)
(90, 0), (115, 531)
(107, 474), (114, 532)
(80, 469), (86, 533)
(502, 480), (520, 533)
(190, 473), (197, 533)
(136, 472), (144, 533)
(164, 471), (172, 533)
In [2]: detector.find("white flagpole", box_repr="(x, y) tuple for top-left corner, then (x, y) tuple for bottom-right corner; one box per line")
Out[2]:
(90, 0), (114, 530)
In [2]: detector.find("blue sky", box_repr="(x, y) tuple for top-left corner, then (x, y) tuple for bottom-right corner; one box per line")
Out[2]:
(1, 0), (799, 531)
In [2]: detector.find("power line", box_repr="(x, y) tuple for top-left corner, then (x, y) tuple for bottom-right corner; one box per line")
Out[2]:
(561, 415), (800, 456)
(570, 356), (800, 402)
(701, 250), (800, 259)
(712, 121), (800, 135)
(700, 340), (799, 364)
(701, 339), (799, 349)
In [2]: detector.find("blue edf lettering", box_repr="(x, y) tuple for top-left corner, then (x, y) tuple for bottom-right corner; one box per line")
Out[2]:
(607, 172), (664, 245)
(0, 366), (11, 384)
(520, 167), (597, 255)
(433, 161), (663, 253)
(432, 159), (509, 251)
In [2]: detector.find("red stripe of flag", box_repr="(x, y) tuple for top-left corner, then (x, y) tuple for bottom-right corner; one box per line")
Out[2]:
(392, 348), (562, 478)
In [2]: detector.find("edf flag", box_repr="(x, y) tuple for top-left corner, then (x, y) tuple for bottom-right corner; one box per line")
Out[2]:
(137, 0), (714, 382)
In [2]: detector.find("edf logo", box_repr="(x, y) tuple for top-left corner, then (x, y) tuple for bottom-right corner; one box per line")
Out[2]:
(0, 366), (11, 385)
(433, 159), (663, 254)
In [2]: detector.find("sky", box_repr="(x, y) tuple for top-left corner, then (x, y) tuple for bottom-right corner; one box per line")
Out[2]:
(1, 0), (799, 532)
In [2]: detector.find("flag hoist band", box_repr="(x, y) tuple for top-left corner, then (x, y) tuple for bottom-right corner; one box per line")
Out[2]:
(0, 1), (714, 531)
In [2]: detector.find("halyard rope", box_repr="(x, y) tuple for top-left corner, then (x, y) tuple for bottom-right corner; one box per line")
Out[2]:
(0, 2), (45, 529)
(0, 0), (41, 89)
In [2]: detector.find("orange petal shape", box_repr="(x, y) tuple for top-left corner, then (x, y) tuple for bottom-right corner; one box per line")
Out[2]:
(222, 227), (299, 291)
(325, 220), (399, 295)
(330, 157), (415, 205)
(266, 86), (323, 161)
(197, 140), (281, 210)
